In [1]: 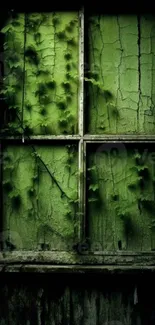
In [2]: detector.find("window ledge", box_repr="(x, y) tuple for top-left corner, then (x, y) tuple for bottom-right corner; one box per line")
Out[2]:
(0, 251), (155, 268)
(0, 264), (155, 274)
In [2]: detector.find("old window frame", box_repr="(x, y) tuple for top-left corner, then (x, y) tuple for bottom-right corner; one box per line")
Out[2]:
(0, 8), (84, 262)
(0, 7), (155, 270)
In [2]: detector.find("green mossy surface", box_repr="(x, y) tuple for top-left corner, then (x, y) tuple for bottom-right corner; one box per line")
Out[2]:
(2, 12), (155, 254)
(87, 144), (155, 251)
(2, 144), (78, 250)
(1, 12), (79, 135)
(87, 15), (155, 134)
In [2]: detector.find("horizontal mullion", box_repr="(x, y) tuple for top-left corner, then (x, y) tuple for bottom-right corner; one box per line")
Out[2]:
(84, 134), (155, 142)
(0, 135), (82, 141)
(2, 135), (155, 142)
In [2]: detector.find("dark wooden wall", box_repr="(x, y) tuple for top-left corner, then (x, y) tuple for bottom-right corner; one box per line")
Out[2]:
(0, 273), (154, 325)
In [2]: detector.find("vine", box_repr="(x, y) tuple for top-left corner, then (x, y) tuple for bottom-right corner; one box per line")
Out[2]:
(64, 144), (79, 219)
(3, 131), (78, 229)
(3, 111), (78, 216)
(54, 16), (78, 134)
(87, 165), (100, 203)
(84, 77), (118, 131)
(0, 12), (79, 250)
(123, 150), (155, 239)
(0, 12), (79, 135)
(3, 155), (21, 211)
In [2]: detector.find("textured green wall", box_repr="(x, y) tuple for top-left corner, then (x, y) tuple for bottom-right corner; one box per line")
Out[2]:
(87, 144), (155, 251)
(1, 13), (155, 253)
(87, 15), (155, 134)
(0, 12), (79, 251)
(3, 143), (78, 250)
(1, 12), (79, 135)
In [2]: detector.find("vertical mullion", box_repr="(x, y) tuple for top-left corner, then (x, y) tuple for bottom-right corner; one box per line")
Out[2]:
(0, 141), (3, 250)
(78, 8), (85, 242)
(83, 140), (87, 240)
(21, 13), (27, 144)
(78, 139), (86, 242)
(78, 7), (84, 137)
(78, 139), (84, 241)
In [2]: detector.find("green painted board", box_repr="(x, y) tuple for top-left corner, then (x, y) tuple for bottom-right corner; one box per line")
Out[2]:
(87, 143), (155, 251)
(87, 15), (155, 134)
(2, 143), (78, 250)
(1, 12), (79, 135)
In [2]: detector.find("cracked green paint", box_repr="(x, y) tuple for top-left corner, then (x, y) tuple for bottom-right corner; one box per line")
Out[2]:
(87, 15), (155, 134)
(1, 12), (79, 135)
(2, 12), (155, 256)
(3, 144), (78, 250)
(87, 144), (155, 251)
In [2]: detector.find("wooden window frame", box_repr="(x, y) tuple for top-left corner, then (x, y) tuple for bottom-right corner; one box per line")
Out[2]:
(0, 8), (155, 272)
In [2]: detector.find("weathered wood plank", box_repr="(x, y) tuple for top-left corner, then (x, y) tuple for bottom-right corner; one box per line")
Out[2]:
(87, 143), (155, 252)
(86, 15), (155, 135)
(1, 264), (155, 274)
(0, 272), (145, 324)
(2, 144), (78, 251)
(0, 251), (155, 267)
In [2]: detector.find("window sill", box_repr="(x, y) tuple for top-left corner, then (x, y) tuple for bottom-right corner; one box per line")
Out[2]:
(0, 264), (155, 273)
(0, 251), (155, 272)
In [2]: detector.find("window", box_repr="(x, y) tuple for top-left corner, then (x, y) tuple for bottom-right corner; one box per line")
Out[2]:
(0, 8), (155, 267)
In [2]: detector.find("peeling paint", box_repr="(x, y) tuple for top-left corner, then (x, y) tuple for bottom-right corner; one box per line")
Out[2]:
(87, 143), (155, 251)
(86, 15), (155, 134)
(2, 143), (78, 251)
(1, 12), (79, 135)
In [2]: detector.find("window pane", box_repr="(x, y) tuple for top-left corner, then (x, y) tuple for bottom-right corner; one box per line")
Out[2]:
(86, 143), (155, 251)
(86, 15), (155, 134)
(0, 11), (79, 135)
(2, 143), (78, 250)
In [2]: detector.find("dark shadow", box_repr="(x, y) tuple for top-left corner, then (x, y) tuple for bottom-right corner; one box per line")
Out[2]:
(140, 199), (155, 216)
(122, 214), (138, 240)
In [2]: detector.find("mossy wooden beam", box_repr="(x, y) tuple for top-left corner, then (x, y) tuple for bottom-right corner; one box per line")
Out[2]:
(0, 135), (81, 140)
(1, 264), (155, 273)
(0, 251), (155, 266)
(1, 135), (155, 142)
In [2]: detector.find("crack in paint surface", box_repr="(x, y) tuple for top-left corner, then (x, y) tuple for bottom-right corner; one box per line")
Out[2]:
(87, 15), (155, 134)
